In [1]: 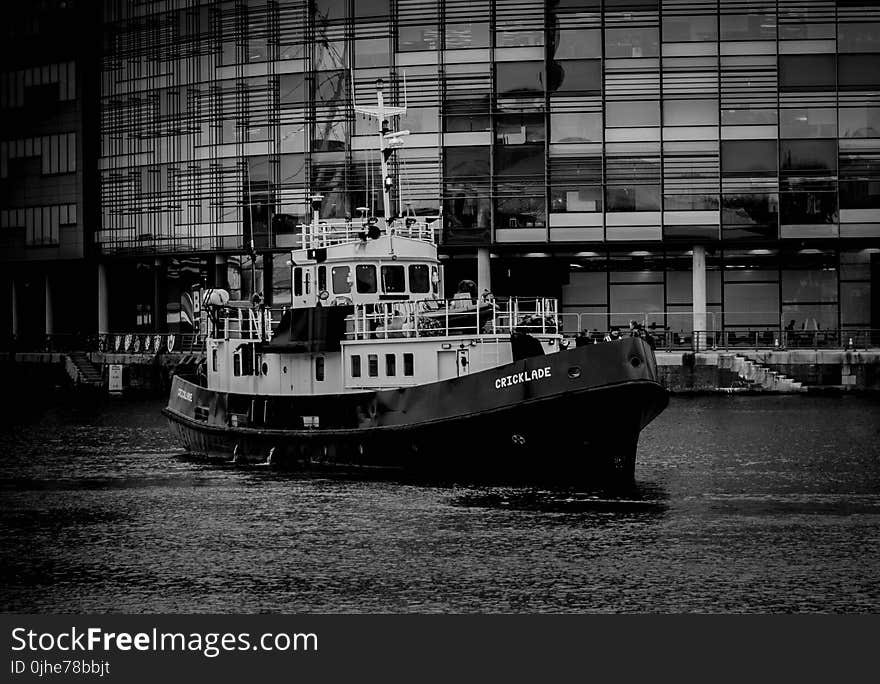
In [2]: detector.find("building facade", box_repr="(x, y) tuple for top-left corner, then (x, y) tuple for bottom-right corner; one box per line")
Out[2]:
(0, 1), (100, 347)
(94, 0), (879, 338)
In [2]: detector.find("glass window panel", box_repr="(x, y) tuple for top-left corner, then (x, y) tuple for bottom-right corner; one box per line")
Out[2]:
(779, 55), (835, 91)
(548, 59), (601, 93)
(605, 27), (659, 57)
(840, 282), (871, 326)
(780, 108), (837, 138)
(720, 13), (776, 41)
(356, 264), (377, 293)
(496, 62), (544, 94)
(355, 38), (390, 67)
(721, 108), (777, 125)
(279, 153), (305, 186)
(780, 191), (838, 224)
(607, 101), (660, 127)
(443, 196), (491, 231)
(606, 185), (661, 211)
(552, 29), (601, 59)
(385, 354), (396, 376)
(354, 0), (389, 18)
(780, 140), (837, 174)
(404, 353), (414, 376)
(315, 0), (346, 22)
(721, 140), (777, 176)
(781, 304), (837, 331)
(724, 283), (779, 326)
(839, 107), (880, 138)
(496, 113), (545, 144)
(401, 106), (439, 133)
(609, 284), (664, 326)
(550, 112), (602, 143)
(839, 55), (880, 90)
(551, 186), (602, 212)
(381, 265), (406, 293)
(663, 100), (719, 126)
(399, 25), (440, 52)
(782, 269), (837, 303)
(497, 29), (544, 48)
(495, 145), (544, 176)
(368, 354), (378, 377)
(444, 22), (490, 49)
(662, 15), (717, 42)
(315, 40), (347, 71)
(495, 196), (546, 228)
(664, 194), (719, 210)
(444, 146), (490, 191)
(409, 265), (430, 293)
(722, 193), (779, 228)
(839, 180), (880, 209)
(279, 74), (306, 106)
(351, 355), (361, 377)
(838, 22), (880, 53)
(332, 265), (351, 294)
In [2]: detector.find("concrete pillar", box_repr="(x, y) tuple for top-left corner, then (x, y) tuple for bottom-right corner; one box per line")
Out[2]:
(11, 277), (19, 339)
(692, 245), (707, 351)
(97, 263), (109, 334)
(44, 273), (53, 336)
(477, 247), (492, 298)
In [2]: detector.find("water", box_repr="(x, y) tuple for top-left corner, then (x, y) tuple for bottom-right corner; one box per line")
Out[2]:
(1, 394), (878, 613)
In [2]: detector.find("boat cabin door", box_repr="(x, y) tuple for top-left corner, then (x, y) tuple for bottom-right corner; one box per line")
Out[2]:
(456, 348), (470, 376)
(293, 265), (317, 308)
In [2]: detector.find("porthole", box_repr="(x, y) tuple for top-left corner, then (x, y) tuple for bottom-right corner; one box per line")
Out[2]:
(568, 366), (581, 379)
(630, 356), (642, 368)
(261, 362), (269, 375)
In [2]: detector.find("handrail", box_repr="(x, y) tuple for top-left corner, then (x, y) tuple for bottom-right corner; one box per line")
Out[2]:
(301, 216), (440, 250)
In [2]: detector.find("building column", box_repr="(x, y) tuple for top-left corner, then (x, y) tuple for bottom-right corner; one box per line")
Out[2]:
(477, 247), (492, 298)
(44, 273), (53, 337)
(98, 263), (109, 334)
(692, 245), (707, 351)
(11, 277), (19, 340)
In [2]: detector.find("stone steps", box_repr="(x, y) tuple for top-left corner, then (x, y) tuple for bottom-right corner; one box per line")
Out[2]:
(65, 352), (103, 387)
(732, 354), (806, 393)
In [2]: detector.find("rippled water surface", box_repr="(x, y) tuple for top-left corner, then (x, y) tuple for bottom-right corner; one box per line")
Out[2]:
(1, 394), (878, 613)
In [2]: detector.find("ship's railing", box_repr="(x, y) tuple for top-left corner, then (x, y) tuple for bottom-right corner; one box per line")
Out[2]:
(207, 306), (277, 342)
(301, 215), (439, 250)
(345, 297), (560, 341)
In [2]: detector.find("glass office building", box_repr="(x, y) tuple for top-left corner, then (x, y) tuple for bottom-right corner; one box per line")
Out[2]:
(96, 0), (879, 336)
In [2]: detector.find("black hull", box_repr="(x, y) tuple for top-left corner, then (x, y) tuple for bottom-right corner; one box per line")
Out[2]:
(163, 338), (668, 484)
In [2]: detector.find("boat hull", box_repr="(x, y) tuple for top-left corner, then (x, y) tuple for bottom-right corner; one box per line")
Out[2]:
(163, 337), (668, 484)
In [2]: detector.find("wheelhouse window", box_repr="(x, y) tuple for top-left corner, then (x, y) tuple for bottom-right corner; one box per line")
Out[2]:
(351, 354), (361, 377)
(294, 267), (303, 296)
(431, 266), (439, 295)
(317, 266), (327, 293)
(356, 264), (377, 293)
(381, 265), (406, 293)
(404, 353), (414, 377)
(409, 265), (430, 293)
(315, 356), (325, 381)
(332, 265), (351, 293)
(368, 354), (378, 377)
(385, 353), (396, 376)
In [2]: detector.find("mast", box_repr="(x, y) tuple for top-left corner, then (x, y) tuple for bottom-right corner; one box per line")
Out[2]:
(353, 77), (408, 222)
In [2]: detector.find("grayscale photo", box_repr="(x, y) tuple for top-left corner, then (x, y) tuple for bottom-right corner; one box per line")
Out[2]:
(1, 0), (879, 618)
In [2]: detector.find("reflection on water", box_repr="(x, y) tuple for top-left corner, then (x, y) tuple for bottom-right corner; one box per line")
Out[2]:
(0, 394), (878, 613)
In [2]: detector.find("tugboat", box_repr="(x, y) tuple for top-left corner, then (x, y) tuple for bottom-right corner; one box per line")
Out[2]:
(163, 80), (668, 484)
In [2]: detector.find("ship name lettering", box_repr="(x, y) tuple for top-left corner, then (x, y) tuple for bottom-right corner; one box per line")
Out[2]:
(177, 388), (193, 402)
(494, 366), (552, 389)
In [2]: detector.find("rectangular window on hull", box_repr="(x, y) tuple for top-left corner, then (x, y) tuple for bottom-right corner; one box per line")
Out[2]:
(403, 353), (414, 377)
(315, 356), (325, 382)
(385, 354), (396, 376)
(351, 355), (361, 377)
(368, 354), (378, 377)
(294, 267), (303, 296)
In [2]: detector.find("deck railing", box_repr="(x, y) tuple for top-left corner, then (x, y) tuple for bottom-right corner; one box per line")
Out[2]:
(302, 215), (439, 249)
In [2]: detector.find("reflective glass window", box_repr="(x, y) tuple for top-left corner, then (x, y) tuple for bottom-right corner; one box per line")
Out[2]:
(779, 55), (836, 91)
(550, 186), (603, 212)
(721, 141), (777, 176)
(444, 22), (490, 49)
(605, 28), (659, 58)
(662, 15), (717, 42)
(839, 107), (880, 138)
(381, 265), (406, 293)
(332, 265), (351, 294)
(663, 100), (719, 126)
(780, 191), (838, 225)
(839, 55), (880, 90)
(607, 101), (660, 127)
(606, 185), (661, 211)
(838, 22), (880, 52)
(780, 140), (837, 174)
(356, 264), (377, 293)
(780, 108), (837, 138)
(551, 29), (601, 59)
(496, 113), (545, 144)
(550, 112), (602, 143)
(548, 60), (601, 94)
(409, 265), (430, 293)
(720, 13), (776, 41)
(496, 62), (544, 94)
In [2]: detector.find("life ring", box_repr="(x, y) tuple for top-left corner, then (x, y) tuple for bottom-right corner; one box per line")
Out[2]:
(167, 334), (175, 352)
(124, 334), (133, 352)
(97, 335), (106, 353)
(133, 336), (141, 353)
(142, 335), (151, 352)
(154, 335), (162, 352)
(115, 335), (122, 352)
(318, 289), (330, 301)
